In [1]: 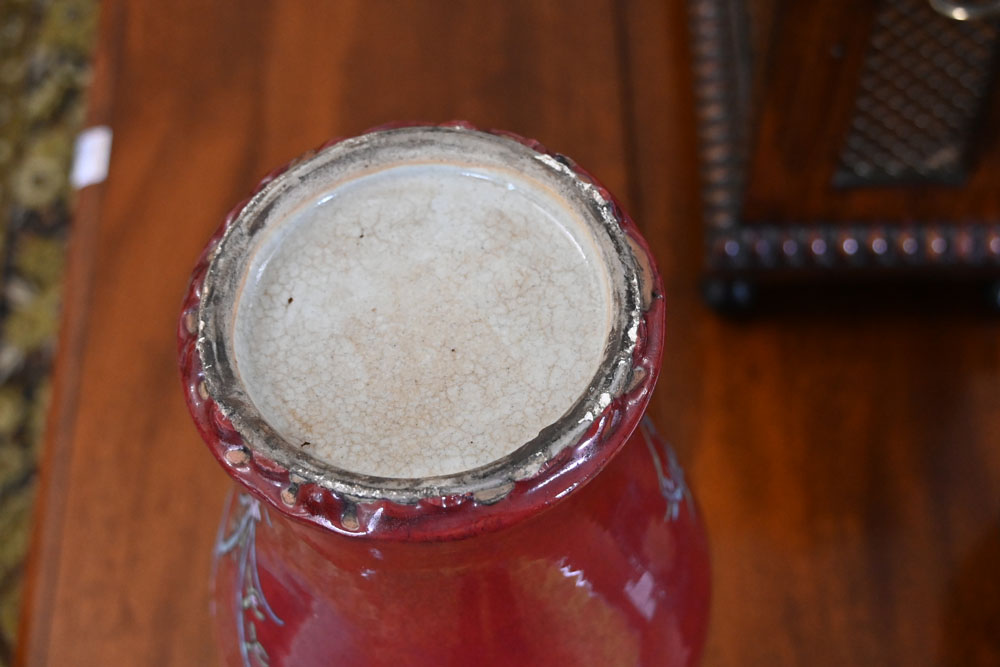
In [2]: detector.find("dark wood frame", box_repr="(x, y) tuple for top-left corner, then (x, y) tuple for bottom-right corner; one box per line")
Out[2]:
(689, 0), (1000, 285)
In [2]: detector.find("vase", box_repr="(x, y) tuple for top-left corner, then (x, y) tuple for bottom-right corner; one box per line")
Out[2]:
(178, 123), (710, 666)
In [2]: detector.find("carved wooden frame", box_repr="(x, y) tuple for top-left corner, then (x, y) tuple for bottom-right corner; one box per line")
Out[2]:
(688, 0), (1000, 283)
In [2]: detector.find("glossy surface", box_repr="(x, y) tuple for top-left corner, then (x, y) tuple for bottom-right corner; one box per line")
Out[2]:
(19, 1), (1000, 665)
(179, 124), (711, 664)
(190, 125), (649, 518)
(211, 422), (709, 666)
(181, 124), (657, 539)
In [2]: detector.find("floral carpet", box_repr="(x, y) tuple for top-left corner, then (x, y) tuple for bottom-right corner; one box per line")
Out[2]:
(0, 0), (96, 663)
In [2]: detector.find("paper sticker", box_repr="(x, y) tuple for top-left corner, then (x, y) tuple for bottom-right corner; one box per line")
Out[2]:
(71, 125), (113, 189)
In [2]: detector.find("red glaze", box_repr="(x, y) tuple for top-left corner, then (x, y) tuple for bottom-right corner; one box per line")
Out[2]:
(180, 124), (710, 666)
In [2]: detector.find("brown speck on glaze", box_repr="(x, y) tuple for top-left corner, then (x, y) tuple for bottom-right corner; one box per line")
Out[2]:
(341, 509), (360, 531)
(223, 446), (250, 466)
(625, 366), (648, 394)
(626, 235), (656, 311)
(280, 484), (299, 506)
(473, 482), (515, 505)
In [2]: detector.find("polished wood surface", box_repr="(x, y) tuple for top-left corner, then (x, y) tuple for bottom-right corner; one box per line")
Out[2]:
(18, 1), (1000, 665)
(743, 1), (1000, 223)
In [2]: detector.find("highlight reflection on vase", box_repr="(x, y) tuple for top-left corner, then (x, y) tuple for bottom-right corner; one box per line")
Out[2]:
(180, 124), (711, 666)
(211, 419), (709, 667)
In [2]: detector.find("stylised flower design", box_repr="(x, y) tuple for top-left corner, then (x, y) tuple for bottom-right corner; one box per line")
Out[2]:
(216, 493), (285, 667)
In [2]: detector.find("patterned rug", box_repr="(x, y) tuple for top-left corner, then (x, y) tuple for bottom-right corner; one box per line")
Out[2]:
(0, 0), (96, 663)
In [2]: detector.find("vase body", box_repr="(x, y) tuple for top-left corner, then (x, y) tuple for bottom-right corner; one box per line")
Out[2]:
(179, 123), (710, 666)
(210, 419), (708, 667)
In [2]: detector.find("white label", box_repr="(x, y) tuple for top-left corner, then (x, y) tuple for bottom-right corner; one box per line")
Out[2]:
(70, 126), (113, 189)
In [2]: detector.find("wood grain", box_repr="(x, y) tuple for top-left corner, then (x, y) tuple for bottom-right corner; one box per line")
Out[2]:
(17, 1), (631, 665)
(17, 0), (1000, 665)
(623, 1), (1000, 665)
(16, 0), (126, 663)
(741, 0), (1000, 223)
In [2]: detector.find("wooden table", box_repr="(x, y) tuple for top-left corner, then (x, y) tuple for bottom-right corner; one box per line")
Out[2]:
(17, 1), (1000, 665)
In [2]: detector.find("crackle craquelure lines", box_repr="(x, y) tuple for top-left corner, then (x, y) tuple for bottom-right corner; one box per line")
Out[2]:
(233, 163), (612, 478)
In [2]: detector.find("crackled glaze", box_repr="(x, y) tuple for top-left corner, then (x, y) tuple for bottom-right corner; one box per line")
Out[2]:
(234, 163), (612, 478)
(180, 123), (710, 666)
(193, 123), (645, 508)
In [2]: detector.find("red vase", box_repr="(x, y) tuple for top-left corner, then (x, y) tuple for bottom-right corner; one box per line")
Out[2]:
(179, 123), (710, 666)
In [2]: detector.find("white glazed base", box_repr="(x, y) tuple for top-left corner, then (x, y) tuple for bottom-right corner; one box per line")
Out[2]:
(233, 163), (612, 478)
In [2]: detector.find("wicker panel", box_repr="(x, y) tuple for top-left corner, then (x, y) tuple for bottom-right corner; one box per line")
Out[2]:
(834, 0), (998, 186)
